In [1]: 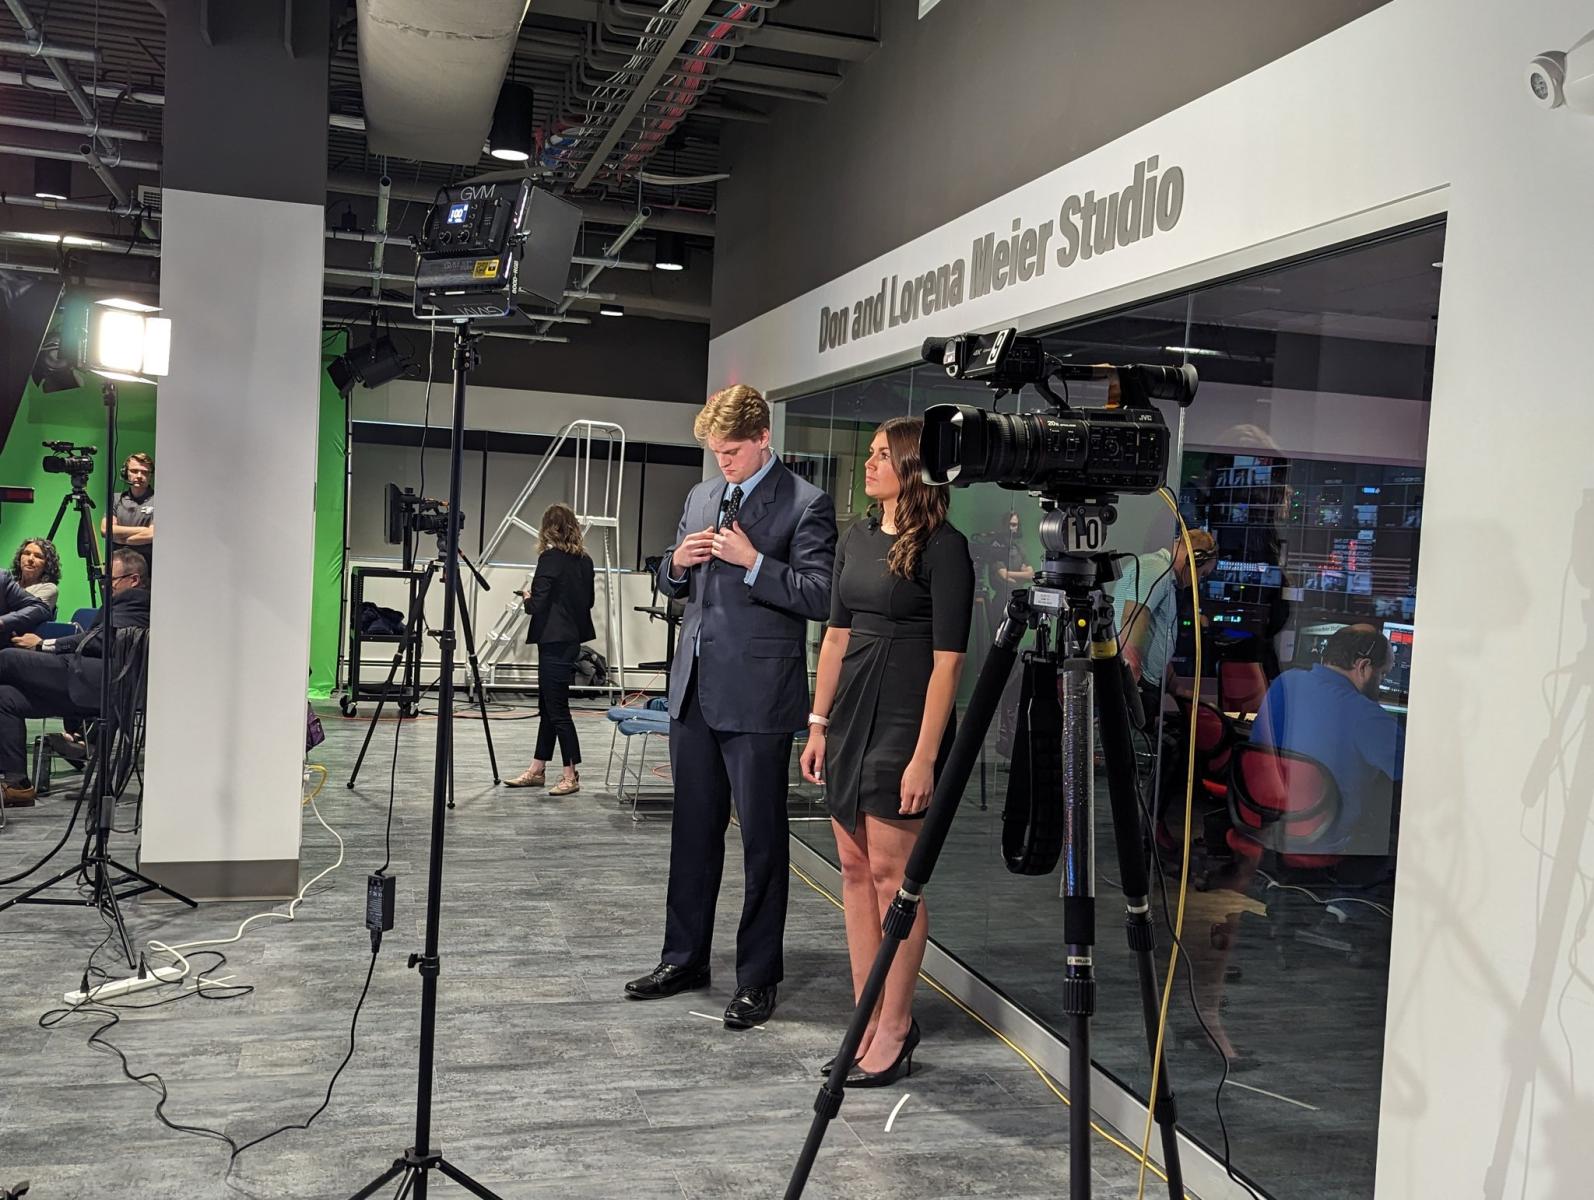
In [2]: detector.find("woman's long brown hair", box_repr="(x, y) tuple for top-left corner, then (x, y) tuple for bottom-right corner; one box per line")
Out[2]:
(879, 416), (949, 579)
(538, 502), (588, 557)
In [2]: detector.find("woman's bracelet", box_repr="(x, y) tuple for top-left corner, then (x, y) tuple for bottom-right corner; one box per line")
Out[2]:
(807, 713), (829, 728)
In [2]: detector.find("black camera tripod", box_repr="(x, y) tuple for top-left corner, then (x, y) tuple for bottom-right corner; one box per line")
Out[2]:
(786, 500), (1187, 1200)
(46, 472), (102, 607)
(345, 533), (501, 797)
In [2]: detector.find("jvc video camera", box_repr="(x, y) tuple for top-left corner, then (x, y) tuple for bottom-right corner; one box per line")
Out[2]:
(919, 329), (1198, 502)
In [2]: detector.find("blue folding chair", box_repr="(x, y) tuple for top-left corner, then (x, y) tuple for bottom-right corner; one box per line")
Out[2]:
(71, 607), (99, 632)
(604, 697), (669, 789)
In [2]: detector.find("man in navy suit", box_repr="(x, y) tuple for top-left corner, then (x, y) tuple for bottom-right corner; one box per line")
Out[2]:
(625, 385), (836, 1028)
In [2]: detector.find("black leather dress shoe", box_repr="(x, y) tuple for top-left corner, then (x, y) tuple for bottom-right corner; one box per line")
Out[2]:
(723, 984), (776, 1029)
(624, 962), (710, 1000)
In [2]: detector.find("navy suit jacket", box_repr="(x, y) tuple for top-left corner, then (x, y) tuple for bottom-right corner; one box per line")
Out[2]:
(658, 458), (836, 734)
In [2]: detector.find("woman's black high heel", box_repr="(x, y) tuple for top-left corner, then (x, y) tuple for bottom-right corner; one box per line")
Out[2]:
(844, 1019), (921, 1088)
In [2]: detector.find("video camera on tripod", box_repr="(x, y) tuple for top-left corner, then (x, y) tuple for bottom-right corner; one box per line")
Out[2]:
(383, 483), (459, 548)
(920, 328), (1196, 504)
(41, 439), (97, 489)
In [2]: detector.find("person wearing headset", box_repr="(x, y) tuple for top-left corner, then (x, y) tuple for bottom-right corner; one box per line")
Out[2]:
(102, 452), (155, 574)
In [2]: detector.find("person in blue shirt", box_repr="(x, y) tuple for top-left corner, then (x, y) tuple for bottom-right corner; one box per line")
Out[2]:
(1110, 529), (1218, 720)
(1248, 624), (1405, 855)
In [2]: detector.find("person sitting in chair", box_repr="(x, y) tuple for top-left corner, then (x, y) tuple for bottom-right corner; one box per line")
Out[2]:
(11, 537), (61, 616)
(0, 549), (149, 808)
(1248, 623), (1405, 855)
(0, 549), (54, 639)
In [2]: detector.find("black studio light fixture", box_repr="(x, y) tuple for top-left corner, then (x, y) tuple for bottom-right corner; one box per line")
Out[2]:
(488, 81), (535, 163)
(599, 302), (625, 317)
(329, 313), (415, 396)
(653, 231), (686, 272)
(33, 158), (70, 200)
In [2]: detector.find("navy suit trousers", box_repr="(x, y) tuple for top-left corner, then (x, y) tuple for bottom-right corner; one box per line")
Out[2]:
(662, 661), (793, 987)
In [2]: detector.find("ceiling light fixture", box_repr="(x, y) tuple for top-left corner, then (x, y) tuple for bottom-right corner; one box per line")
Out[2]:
(599, 302), (625, 317)
(487, 81), (535, 163)
(653, 232), (686, 272)
(33, 158), (70, 201)
(1163, 345), (1224, 358)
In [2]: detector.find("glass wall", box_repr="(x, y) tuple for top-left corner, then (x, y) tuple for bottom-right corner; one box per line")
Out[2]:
(778, 223), (1443, 1200)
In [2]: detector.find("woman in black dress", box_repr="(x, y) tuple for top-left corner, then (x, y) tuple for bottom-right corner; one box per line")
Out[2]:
(506, 503), (596, 795)
(800, 416), (973, 1087)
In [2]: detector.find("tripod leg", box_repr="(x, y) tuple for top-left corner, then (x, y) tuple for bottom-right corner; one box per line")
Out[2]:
(1093, 652), (1185, 1199)
(786, 604), (1028, 1199)
(96, 861), (138, 968)
(435, 1158), (507, 1199)
(1058, 656), (1097, 1200)
(347, 1159), (408, 1200)
(452, 578), (500, 784)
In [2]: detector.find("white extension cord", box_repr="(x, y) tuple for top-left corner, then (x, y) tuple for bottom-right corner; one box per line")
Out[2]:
(62, 768), (345, 1008)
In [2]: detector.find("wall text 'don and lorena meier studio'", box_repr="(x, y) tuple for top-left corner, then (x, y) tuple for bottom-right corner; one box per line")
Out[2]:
(818, 157), (1185, 355)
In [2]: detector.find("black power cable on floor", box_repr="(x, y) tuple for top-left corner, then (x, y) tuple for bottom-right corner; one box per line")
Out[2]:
(40, 944), (382, 1181)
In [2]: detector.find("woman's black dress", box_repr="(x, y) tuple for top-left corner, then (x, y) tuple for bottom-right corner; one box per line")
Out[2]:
(825, 519), (974, 832)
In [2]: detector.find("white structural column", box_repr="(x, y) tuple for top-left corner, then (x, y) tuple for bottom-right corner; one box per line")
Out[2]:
(139, 189), (325, 899)
(138, 1), (331, 899)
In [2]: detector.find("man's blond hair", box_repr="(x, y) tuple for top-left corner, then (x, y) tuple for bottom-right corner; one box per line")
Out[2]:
(694, 384), (770, 443)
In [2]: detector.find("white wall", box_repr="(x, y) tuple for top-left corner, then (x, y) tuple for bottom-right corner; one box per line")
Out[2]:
(354, 378), (700, 445)
(711, 3), (1594, 1196)
(141, 189), (324, 890)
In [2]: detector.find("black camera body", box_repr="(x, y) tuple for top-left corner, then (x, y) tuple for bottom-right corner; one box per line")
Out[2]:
(919, 329), (1197, 503)
(384, 482), (458, 546)
(41, 440), (97, 485)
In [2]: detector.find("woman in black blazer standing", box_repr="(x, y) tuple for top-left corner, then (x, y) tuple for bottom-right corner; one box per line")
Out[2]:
(506, 503), (596, 795)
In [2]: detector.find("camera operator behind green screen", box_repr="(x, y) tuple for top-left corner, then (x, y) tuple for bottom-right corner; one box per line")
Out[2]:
(102, 452), (155, 574)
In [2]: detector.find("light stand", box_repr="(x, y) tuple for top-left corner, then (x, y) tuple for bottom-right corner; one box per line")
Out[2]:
(0, 380), (195, 961)
(784, 502), (1187, 1200)
(346, 320), (505, 1200)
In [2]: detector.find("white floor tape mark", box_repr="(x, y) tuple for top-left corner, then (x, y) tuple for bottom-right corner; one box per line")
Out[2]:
(885, 1093), (911, 1132)
(1225, 1079), (1321, 1111)
(686, 1010), (766, 1030)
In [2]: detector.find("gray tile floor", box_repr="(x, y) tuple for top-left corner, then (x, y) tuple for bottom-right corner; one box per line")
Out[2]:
(0, 706), (1167, 1199)
(795, 744), (1392, 1200)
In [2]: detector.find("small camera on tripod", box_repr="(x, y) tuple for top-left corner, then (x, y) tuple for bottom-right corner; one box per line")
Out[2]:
(41, 440), (97, 487)
(384, 483), (458, 546)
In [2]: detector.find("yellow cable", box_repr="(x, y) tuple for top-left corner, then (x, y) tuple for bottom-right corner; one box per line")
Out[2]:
(1134, 488), (1202, 1199)
(303, 762), (327, 807)
(786, 861), (1184, 1191)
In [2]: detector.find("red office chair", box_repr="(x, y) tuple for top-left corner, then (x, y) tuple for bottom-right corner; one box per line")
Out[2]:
(1225, 741), (1344, 871)
(1217, 659), (1268, 717)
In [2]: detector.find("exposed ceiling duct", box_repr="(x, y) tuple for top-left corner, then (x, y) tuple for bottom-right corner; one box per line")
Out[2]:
(355, 0), (531, 164)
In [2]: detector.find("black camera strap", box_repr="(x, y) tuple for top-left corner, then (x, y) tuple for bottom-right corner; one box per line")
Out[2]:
(1002, 654), (1066, 875)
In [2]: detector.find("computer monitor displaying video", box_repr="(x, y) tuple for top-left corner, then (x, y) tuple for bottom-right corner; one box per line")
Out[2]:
(1381, 621), (1414, 698)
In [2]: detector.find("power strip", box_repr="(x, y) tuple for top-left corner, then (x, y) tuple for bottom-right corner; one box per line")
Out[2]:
(64, 965), (185, 1006)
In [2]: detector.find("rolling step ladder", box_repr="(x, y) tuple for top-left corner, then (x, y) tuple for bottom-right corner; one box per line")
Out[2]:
(478, 419), (627, 695)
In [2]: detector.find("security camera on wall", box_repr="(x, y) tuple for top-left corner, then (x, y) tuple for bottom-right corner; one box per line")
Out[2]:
(1527, 30), (1594, 114)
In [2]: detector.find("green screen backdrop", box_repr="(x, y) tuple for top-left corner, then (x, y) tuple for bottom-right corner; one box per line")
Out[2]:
(309, 335), (348, 699)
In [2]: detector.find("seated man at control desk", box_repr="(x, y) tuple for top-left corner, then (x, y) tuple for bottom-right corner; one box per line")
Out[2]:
(1248, 624), (1406, 857)
(0, 549), (149, 808)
